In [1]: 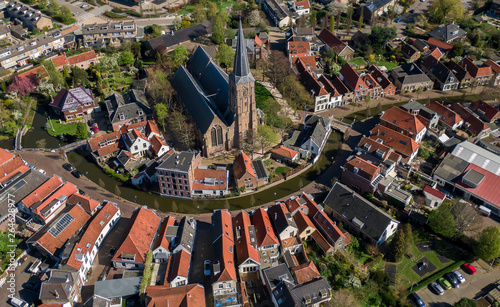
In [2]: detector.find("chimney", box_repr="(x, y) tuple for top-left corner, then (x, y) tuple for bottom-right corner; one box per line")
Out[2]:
(54, 290), (59, 298)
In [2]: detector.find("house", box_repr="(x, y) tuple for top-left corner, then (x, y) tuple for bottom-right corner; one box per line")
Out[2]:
(27, 204), (91, 260)
(30, 182), (78, 224)
(192, 167), (229, 197)
(446, 61), (472, 88)
(66, 193), (100, 215)
(211, 209), (239, 307)
(111, 206), (162, 269)
(0, 29), (63, 69)
(339, 63), (369, 101)
(357, 0), (397, 24)
(17, 175), (63, 215)
(427, 47), (444, 60)
(468, 100), (500, 123)
(49, 87), (96, 121)
(233, 151), (268, 190)
(86, 131), (121, 163)
(312, 209), (348, 252)
(64, 202), (121, 284)
(288, 41), (312, 65)
(331, 75), (354, 104)
(425, 101), (463, 131)
(51, 50), (98, 70)
(116, 150), (140, 171)
(171, 216), (197, 255)
(369, 125), (419, 164)
(355, 136), (402, 175)
(292, 0), (310, 15)
(350, 31), (369, 50)
(426, 38), (454, 53)
(428, 24), (466, 44)
(284, 115), (332, 160)
(251, 208), (280, 269)
(488, 0), (500, 18)
(122, 129), (151, 158)
(290, 261), (320, 284)
(147, 22), (210, 54)
(39, 269), (81, 305)
(482, 59), (500, 86)
(91, 276), (142, 306)
(145, 284), (206, 307)
(260, 0), (294, 27)
(152, 216), (176, 263)
(6, 1), (53, 30)
(423, 185), (446, 208)
(459, 57), (493, 87)
(384, 181), (414, 206)
(323, 182), (400, 246)
(269, 203), (299, 241)
(341, 156), (383, 195)
(233, 211), (260, 274)
(271, 146), (299, 165)
(165, 249), (191, 287)
(81, 21), (140, 47)
(450, 103), (490, 138)
(105, 90), (152, 132)
(271, 276), (332, 307)
(296, 59), (331, 113)
(293, 211), (316, 242)
(401, 43), (421, 63)
(420, 55), (459, 91)
(0, 23), (10, 40)
(285, 196), (309, 217)
(157, 151), (202, 199)
(362, 74), (383, 100)
(391, 63), (434, 92)
(411, 38), (430, 52)
(451, 141), (500, 175)
(401, 100), (440, 130)
(318, 74), (343, 108)
(262, 263), (294, 298)
(368, 65), (396, 97)
(380, 106), (427, 143)
(318, 28), (355, 60)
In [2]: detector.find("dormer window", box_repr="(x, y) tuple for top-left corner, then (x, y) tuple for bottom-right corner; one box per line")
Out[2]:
(353, 167), (359, 174)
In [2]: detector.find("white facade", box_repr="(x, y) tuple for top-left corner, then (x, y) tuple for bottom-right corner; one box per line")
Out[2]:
(125, 136), (150, 157)
(376, 220), (399, 246)
(313, 93), (332, 113)
(238, 258), (260, 274)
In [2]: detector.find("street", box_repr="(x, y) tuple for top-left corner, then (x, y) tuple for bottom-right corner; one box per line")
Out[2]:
(0, 254), (42, 306)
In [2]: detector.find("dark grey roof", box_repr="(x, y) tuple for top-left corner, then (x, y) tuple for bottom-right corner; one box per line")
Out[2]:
(226, 38), (255, 54)
(272, 280), (297, 306)
(252, 159), (268, 180)
(428, 24), (466, 43)
(211, 209), (229, 243)
(125, 89), (148, 108)
(94, 276), (142, 299)
(402, 43), (419, 58)
(147, 22), (210, 52)
(110, 102), (151, 124)
(157, 151), (195, 173)
(289, 277), (331, 305)
(401, 99), (437, 118)
(105, 93), (125, 115)
(308, 117), (329, 147)
(323, 182), (399, 241)
(421, 56), (457, 86)
(230, 20), (255, 86)
(262, 263), (294, 291)
(462, 169), (485, 186)
(373, 0), (394, 9)
(177, 216), (196, 253)
(392, 63), (432, 85)
(433, 153), (469, 182)
(268, 204), (298, 235)
(83, 295), (111, 307)
(39, 269), (78, 301)
(116, 150), (138, 171)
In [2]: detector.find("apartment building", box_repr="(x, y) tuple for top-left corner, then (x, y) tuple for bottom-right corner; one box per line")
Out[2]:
(157, 151), (202, 199)
(6, 1), (53, 31)
(81, 21), (140, 47)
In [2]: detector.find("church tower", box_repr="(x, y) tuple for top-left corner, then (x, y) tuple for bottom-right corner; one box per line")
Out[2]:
(229, 20), (257, 148)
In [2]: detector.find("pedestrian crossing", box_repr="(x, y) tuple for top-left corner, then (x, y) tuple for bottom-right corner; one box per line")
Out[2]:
(77, 12), (95, 24)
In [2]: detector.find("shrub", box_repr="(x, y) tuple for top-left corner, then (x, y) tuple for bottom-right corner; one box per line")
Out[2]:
(104, 11), (125, 18)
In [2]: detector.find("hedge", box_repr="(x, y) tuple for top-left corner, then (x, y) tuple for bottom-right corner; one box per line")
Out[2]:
(103, 167), (129, 183)
(407, 260), (466, 294)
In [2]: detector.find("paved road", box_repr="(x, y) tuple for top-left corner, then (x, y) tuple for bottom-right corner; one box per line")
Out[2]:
(417, 263), (500, 306)
(52, 0), (112, 23)
(0, 254), (41, 306)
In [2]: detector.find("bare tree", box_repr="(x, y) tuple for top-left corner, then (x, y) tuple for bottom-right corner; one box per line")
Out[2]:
(450, 201), (482, 236)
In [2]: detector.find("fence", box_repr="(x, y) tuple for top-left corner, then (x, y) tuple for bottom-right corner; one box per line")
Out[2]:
(268, 162), (310, 184)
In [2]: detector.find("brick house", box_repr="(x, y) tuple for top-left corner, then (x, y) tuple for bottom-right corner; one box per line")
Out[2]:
(339, 63), (370, 102)
(368, 65), (396, 97)
(459, 57), (493, 87)
(391, 63), (433, 92)
(341, 156), (382, 195)
(318, 28), (355, 60)
(157, 151), (202, 199)
(425, 101), (463, 131)
(380, 106), (427, 143)
(233, 151), (268, 190)
(468, 100), (500, 123)
(271, 146), (299, 165)
(49, 87), (96, 121)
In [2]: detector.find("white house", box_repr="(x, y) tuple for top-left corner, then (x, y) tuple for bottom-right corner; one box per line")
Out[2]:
(122, 129), (151, 158)
(166, 249), (191, 287)
(292, 0), (310, 15)
(268, 203), (299, 241)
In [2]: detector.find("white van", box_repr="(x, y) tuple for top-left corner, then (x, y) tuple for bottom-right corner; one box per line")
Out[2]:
(9, 297), (29, 307)
(28, 259), (42, 274)
(478, 205), (491, 217)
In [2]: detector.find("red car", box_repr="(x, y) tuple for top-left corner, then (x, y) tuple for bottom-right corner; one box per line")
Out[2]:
(463, 263), (477, 275)
(91, 124), (100, 133)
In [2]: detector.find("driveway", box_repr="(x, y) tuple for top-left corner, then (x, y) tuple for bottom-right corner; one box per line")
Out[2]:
(0, 254), (42, 306)
(417, 263), (500, 306)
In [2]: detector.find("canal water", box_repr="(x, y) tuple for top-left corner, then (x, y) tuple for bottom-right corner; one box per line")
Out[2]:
(67, 132), (342, 214)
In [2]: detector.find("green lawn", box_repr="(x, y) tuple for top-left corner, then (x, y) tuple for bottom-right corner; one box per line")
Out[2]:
(177, 0), (236, 14)
(47, 119), (79, 137)
(349, 58), (367, 66)
(376, 61), (399, 71)
(0, 233), (20, 253)
(111, 73), (134, 89)
(275, 166), (291, 175)
(255, 82), (274, 107)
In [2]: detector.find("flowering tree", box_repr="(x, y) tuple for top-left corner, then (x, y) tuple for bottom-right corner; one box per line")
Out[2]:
(8, 75), (38, 97)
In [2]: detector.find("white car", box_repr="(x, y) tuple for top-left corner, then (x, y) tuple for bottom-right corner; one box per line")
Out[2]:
(453, 270), (465, 284)
(10, 297), (29, 307)
(81, 3), (88, 8)
(38, 169), (46, 175)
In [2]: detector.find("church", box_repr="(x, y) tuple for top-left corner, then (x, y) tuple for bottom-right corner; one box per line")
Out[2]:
(171, 21), (258, 157)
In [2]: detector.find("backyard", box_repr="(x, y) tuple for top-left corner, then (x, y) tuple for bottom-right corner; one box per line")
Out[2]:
(177, 0), (237, 14)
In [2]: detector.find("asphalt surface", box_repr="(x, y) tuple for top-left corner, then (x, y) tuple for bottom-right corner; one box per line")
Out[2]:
(0, 254), (42, 306)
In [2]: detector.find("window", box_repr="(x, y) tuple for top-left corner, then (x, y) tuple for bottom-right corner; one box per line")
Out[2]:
(211, 125), (224, 147)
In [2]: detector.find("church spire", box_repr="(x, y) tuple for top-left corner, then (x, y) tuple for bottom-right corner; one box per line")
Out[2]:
(231, 19), (255, 85)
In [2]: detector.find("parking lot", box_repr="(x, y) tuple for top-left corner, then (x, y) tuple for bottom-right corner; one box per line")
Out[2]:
(0, 254), (42, 306)
(417, 263), (500, 306)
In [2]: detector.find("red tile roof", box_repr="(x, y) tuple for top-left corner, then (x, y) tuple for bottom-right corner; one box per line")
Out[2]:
(251, 208), (279, 247)
(300, 193), (320, 218)
(460, 57), (493, 78)
(449, 103), (489, 135)
(0, 148), (14, 166)
(112, 207), (161, 264)
(0, 156), (25, 181)
(331, 75), (351, 95)
(67, 193), (100, 214)
(285, 197), (307, 215)
(429, 48), (444, 60)
(32, 204), (91, 256)
(483, 59), (500, 74)
(233, 151), (256, 180)
(149, 135), (167, 156)
(427, 38), (453, 50)
(318, 28), (348, 55)
(468, 100), (500, 122)
(192, 168), (228, 191)
(294, 0), (310, 9)
(215, 235), (237, 282)
(369, 65), (394, 91)
(254, 35), (263, 47)
(66, 202), (120, 270)
(357, 136), (393, 160)
(271, 146), (298, 160)
(32, 182), (78, 221)
(313, 211), (345, 243)
(146, 120), (161, 137)
(295, 55), (317, 69)
(423, 185), (446, 200)
(145, 284), (205, 307)
(97, 143), (121, 158)
(293, 210), (316, 234)
(168, 249), (191, 282)
(233, 211), (260, 266)
(0, 165), (29, 185)
(153, 216), (176, 252)
(311, 230), (334, 254)
(296, 59), (329, 96)
(363, 73), (381, 90)
(456, 164), (500, 207)
(290, 261), (320, 284)
(426, 101), (463, 128)
(17, 66), (48, 79)
(369, 125), (419, 158)
(67, 50), (97, 65)
(60, 25), (79, 35)
(339, 63), (367, 91)
(20, 175), (63, 209)
(380, 106), (426, 135)
(51, 54), (69, 68)
(87, 131), (121, 152)
(288, 41), (311, 55)
(344, 156), (381, 182)
(318, 75), (340, 97)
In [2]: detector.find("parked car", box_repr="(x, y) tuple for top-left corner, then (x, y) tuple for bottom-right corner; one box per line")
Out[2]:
(438, 277), (451, 290)
(38, 169), (46, 175)
(430, 282), (444, 295)
(204, 260), (211, 276)
(81, 3), (88, 7)
(91, 124), (100, 133)
(71, 170), (82, 178)
(24, 279), (40, 292)
(395, 17), (403, 22)
(453, 270), (465, 283)
(62, 163), (74, 171)
(78, 189), (85, 195)
(9, 297), (29, 307)
(28, 164), (36, 170)
(444, 272), (460, 288)
(408, 292), (426, 307)
(409, 9), (415, 13)
(87, 119), (95, 126)
(463, 263), (477, 275)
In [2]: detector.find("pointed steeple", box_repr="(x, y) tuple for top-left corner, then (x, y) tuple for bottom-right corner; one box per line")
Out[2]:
(231, 19), (255, 85)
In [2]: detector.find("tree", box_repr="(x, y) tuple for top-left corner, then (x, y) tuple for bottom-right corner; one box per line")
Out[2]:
(474, 226), (500, 262)
(37, 80), (55, 98)
(297, 15), (306, 28)
(168, 46), (189, 70)
(257, 125), (278, 154)
(329, 15), (335, 33)
(450, 201), (481, 235)
(38, 0), (48, 9)
(147, 70), (174, 108)
(429, 202), (456, 238)
(267, 52), (290, 87)
(248, 10), (261, 26)
(369, 26), (397, 54)
(390, 229), (406, 261)
(76, 122), (88, 140)
(169, 110), (195, 148)
(119, 51), (135, 66)
(154, 103), (168, 127)
(212, 15), (226, 45)
(60, 6), (74, 24)
(216, 43), (235, 70)
(347, 8), (353, 34)
(451, 42), (465, 58)
(358, 9), (364, 30)
(454, 297), (477, 307)
(172, 17), (182, 31)
(44, 60), (65, 89)
(145, 24), (162, 37)
(181, 16), (191, 29)
(428, 0), (465, 24)
(72, 66), (89, 85)
(192, 4), (207, 24)
(310, 11), (317, 29)
(206, 1), (218, 20)
(419, 147), (430, 159)
(47, 0), (60, 15)
(8, 75), (37, 97)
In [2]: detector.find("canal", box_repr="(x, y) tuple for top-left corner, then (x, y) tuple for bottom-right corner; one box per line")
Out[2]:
(67, 132), (342, 214)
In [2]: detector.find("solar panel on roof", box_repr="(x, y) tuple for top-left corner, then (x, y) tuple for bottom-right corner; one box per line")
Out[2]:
(48, 213), (75, 237)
